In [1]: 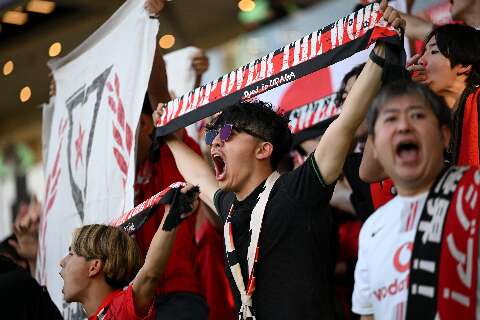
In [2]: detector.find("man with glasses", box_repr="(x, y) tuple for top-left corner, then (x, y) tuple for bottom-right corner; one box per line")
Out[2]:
(154, 15), (404, 318)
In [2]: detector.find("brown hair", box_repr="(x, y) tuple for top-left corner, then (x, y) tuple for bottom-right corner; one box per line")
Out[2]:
(71, 224), (142, 289)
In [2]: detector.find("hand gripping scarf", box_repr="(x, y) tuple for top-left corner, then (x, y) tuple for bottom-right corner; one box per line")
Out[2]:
(224, 171), (281, 320)
(406, 166), (480, 319)
(111, 182), (199, 233)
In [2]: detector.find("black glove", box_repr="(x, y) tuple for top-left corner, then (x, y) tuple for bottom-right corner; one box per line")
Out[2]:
(161, 185), (200, 231)
(120, 206), (158, 235)
(119, 185), (199, 234)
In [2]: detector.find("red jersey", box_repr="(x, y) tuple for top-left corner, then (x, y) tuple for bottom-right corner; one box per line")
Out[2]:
(134, 134), (202, 296)
(196, 216), (236, 320)
(455, 87), (480, 166)
(88, 284), (154, 320)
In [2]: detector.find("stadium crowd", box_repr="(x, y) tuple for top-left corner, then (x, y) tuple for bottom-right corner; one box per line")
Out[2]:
(1, 0), (479, 319)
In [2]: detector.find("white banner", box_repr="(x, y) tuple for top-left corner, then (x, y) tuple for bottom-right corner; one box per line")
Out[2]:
(39, 0), (158, 317)
(164, 46), (201, 98)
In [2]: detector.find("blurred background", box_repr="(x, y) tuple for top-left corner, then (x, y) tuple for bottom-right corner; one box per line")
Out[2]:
(0, 0), (441, 238)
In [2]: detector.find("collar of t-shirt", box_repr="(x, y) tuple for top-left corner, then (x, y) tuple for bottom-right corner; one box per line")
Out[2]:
(396, 191), (429, 202)
(88, 288), (123, 320)
(233, 178), (268, 208)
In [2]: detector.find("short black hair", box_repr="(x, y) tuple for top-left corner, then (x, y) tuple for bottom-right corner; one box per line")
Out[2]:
(208, 100), (292, 170)
(425, 24), (480, 89)
(334, 63), (365, 107)
(367, 80), (451, 135)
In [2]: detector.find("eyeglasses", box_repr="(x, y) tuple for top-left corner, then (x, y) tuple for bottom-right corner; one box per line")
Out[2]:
(205, 123), (234, 145)
(205, 123), (269, 146)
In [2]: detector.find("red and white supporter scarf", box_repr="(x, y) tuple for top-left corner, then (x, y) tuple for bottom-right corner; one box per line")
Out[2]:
(407, 166), (480, 319)
(154, 2), (401, 137)
(111, 182), (185, 233)
(224, 171), (280, 320)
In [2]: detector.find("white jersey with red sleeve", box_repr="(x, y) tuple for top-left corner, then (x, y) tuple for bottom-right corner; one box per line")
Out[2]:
(352, 192), (428, 320)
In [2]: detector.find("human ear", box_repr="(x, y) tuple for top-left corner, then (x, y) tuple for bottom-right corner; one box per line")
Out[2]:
(440, 125), (451, 149)
(456, 64), (472, 77)
(88, 259), (103, 278)
(256, 142), (273, 161)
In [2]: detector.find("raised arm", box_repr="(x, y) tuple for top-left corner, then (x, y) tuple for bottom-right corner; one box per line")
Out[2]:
(381, 0), (433, 41)
(359, 136), (388, 183)
(315, 0), (405, 185)
(10, 199), (41, 277)
(191, 50), (209, 88)
(132, 185), (197, 315)
(144, 0), (171, 107)
(315, 45), (384, 185)
(400, 12), (433, 41)
(163, 134), (219, 212)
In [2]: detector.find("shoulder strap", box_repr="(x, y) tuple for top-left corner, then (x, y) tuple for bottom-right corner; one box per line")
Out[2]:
(247, 171), (281, 287)
(223, 171), (281, 320)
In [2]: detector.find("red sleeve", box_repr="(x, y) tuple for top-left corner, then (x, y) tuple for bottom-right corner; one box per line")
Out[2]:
(114, 284), (155, 320)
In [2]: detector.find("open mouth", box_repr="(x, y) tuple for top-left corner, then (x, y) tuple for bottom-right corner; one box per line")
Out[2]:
(212, 154), (226, 181)
(396, 141), (420, 163)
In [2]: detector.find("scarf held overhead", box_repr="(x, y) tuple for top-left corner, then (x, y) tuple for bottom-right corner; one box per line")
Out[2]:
(154, 2), (401, 137)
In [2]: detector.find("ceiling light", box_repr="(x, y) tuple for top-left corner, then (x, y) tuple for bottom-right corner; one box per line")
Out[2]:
(238, 0), (256, 12)
(49, 42), (62, 57)
(20, 86), (32, 103)
(26, 1), (55, 14)
(159, 34), (175, 49)
(3, 61), (14, 76)
(2, 11), (28, 25)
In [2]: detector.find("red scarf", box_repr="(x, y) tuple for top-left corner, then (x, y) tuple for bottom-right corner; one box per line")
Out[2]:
(407, 166), (480, 319)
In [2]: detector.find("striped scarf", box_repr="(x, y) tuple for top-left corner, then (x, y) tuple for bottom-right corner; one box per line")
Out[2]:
(406, 166), (480, 319)
(224, 171), (280, 320)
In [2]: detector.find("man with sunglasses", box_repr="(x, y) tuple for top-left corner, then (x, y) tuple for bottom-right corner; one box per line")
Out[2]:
(154, 11), (404, 319)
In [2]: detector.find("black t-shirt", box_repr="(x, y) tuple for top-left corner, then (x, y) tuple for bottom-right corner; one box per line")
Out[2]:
(214, 155), (335, 319)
